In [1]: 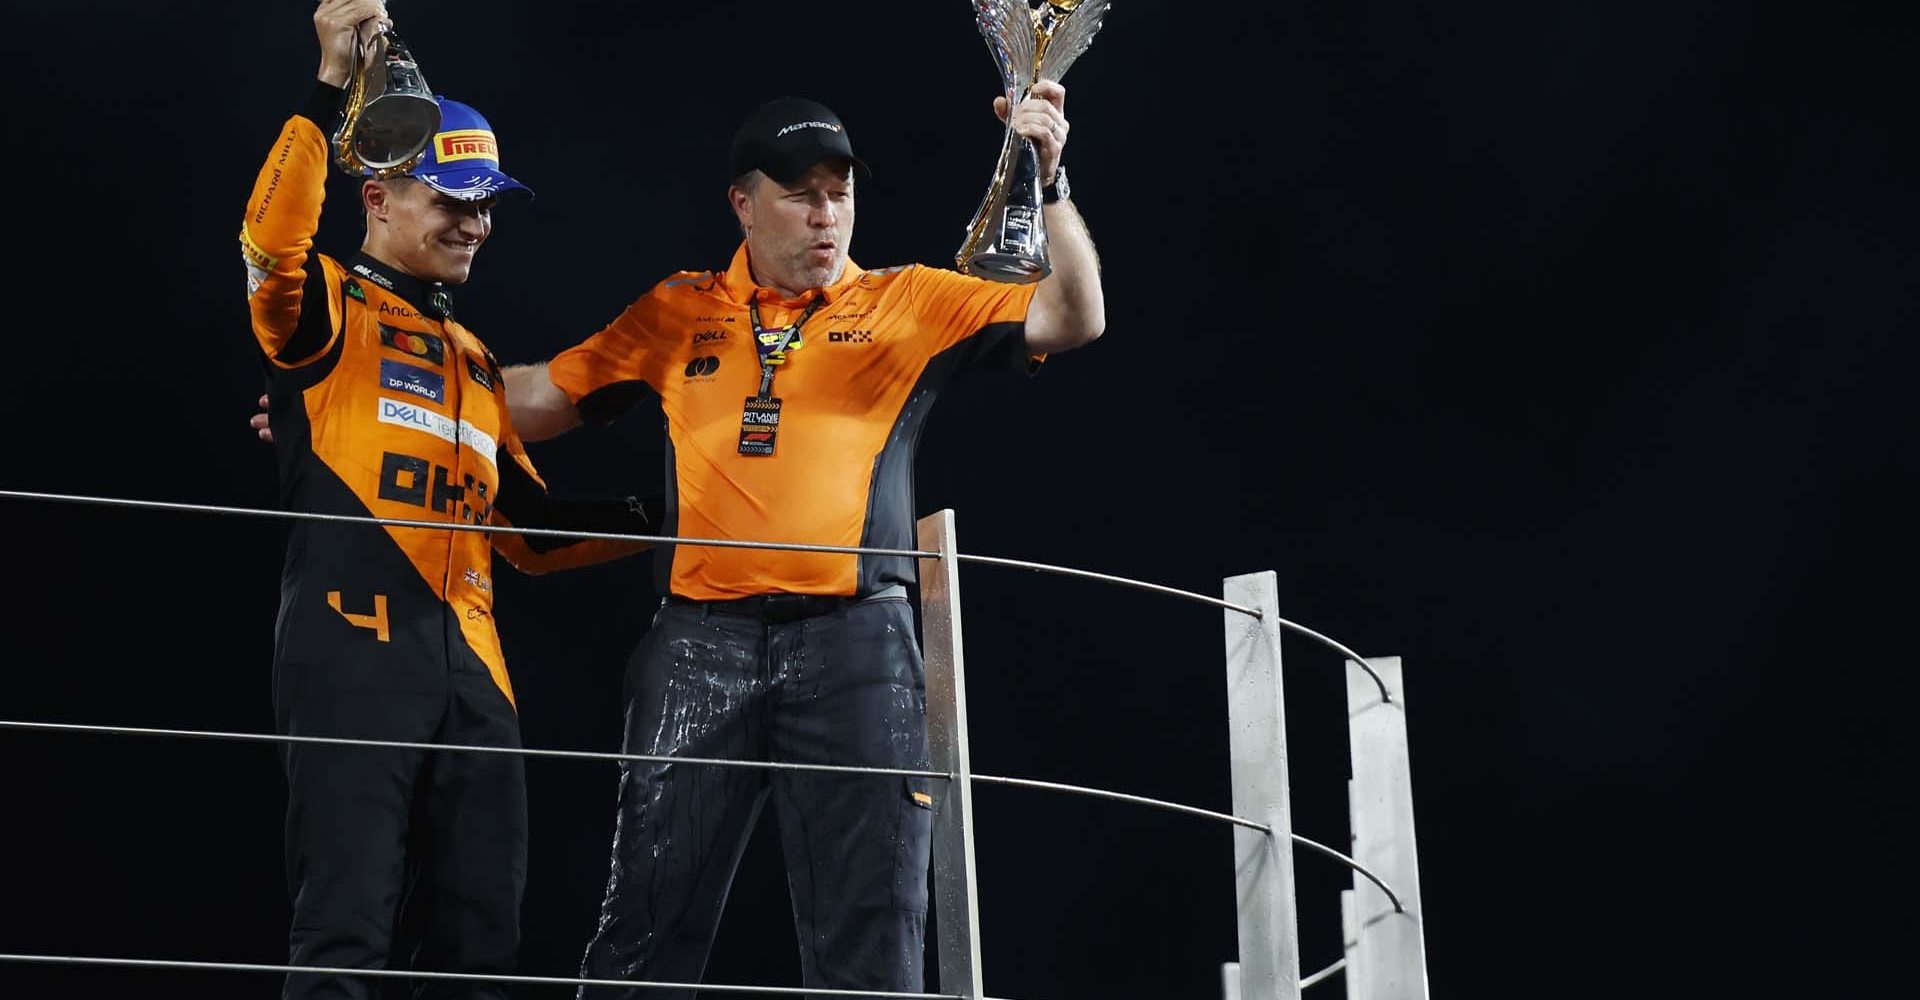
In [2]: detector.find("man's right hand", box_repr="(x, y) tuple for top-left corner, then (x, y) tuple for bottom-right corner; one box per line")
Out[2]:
(252, 394), (274, 443)
(315, 0), (392, 89)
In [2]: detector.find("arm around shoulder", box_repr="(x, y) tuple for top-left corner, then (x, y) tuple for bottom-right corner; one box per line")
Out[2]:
(504, 363), (582, 443)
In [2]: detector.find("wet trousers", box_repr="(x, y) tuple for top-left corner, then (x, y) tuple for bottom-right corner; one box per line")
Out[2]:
(578, 593), (934, 999)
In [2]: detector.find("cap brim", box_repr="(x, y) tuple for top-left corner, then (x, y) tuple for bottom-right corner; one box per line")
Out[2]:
(762, 150), (871, 184)
(416, 168), (534, 200)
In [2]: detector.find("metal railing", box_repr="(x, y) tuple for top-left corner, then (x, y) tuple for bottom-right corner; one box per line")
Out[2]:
(0, 490), (1428, 999)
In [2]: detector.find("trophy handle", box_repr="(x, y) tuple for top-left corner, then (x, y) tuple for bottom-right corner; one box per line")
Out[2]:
(954, 100), (1052, 284)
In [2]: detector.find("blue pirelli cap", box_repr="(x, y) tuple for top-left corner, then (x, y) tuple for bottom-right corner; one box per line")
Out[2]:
(401, 97), (533, 201)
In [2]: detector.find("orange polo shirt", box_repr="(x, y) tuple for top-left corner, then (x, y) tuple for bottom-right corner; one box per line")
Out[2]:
(548, 244), (1039, 599)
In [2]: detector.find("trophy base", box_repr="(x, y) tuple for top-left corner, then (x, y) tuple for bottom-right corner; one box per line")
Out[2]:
(963, 251), (1051, 285)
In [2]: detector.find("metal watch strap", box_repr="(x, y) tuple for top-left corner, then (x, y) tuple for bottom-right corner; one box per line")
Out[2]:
(1042, 165), (1069, 204)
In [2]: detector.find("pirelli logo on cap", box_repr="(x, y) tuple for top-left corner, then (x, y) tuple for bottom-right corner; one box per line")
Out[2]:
(434, 129), (499, 164)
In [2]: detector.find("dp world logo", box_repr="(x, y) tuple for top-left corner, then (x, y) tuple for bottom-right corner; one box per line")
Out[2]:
(684, 356), (721, 378)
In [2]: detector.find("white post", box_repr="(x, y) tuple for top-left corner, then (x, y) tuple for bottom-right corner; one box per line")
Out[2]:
(1223, 571), (1302, 1000)
(1341, 889), (1362, 1000)
(918, 510), (984, 998)
(1345, 656), (1429, 999)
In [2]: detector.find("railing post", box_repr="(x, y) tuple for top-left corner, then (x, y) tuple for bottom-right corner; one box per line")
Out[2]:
(1345, 656), (1429, 999)
(1341, 889), (1362, 999)
(1223, 571), (1301, 999)
(917, 509), (984, 999)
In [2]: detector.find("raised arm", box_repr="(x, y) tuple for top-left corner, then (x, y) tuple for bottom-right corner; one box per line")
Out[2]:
(1000, 79), (1106, 355)
(241, 0), (390, 368)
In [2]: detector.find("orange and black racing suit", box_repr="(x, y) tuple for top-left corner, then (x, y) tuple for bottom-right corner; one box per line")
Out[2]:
(241, 82), (651, 1000)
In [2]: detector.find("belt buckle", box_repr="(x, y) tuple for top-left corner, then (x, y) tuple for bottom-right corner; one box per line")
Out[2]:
(760, 593), (825, 623)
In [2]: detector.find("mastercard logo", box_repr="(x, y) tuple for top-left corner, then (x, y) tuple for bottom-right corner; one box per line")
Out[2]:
(379, 325), (446, 366)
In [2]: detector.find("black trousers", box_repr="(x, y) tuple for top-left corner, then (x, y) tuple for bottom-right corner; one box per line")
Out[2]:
(578, 594), (935, 999)
(275, 649), (527, 1000)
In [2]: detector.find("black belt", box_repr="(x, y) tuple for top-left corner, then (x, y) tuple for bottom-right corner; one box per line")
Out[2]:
(667, 586), (906, 625)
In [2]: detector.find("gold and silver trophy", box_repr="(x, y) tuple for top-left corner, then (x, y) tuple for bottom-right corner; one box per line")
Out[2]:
(330, 22), (440, 177)
(955, 0), (1110, 283)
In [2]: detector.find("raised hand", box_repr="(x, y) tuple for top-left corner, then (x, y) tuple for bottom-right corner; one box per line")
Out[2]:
(994, 79), (1070, 185)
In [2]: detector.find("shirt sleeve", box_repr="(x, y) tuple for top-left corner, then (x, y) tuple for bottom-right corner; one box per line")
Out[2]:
(904, 264), (1045, 375)
(242, 83), (347, 368)
(546, 284), (679, 426)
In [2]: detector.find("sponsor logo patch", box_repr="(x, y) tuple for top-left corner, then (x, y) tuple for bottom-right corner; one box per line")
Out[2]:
(237, 227), (277, 271)
(351, 262), (395, 290)
(379, 324), (446, 366)
(466, 357), (496, 392)
(377, 451), (493, 525)
(776, 120), (842, 137)
(434, 129), (499, 164)
(684, 356), (721, 378)
(379, 359), (446, 403)
(377, 397), (499, 465)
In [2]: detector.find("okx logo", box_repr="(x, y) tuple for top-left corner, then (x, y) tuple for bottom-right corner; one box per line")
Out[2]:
(828, 329), (874, 343)
(684, 356), (721, 378)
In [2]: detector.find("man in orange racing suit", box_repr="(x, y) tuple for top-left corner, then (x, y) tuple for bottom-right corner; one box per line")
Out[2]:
(239, 4), (654, 997)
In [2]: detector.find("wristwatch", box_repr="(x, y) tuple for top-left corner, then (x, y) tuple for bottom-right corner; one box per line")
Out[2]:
(1042, 165), (1070, 204)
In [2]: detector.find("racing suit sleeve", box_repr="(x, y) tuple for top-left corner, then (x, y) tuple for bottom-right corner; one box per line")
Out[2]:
(489, 438), (658, 575)
(241, 83), (347, 369)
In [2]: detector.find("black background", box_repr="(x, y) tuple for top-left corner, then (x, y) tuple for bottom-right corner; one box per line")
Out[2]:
(2, 1), (1910, 997)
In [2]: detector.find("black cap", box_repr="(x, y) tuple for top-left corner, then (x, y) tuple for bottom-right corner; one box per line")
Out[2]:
(728, 96), (871, 184)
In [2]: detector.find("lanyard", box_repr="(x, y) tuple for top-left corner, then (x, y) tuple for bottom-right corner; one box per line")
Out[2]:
(748, 296), (827, 399)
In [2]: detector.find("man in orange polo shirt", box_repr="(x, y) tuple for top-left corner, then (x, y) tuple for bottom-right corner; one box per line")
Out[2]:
(505, 88), (1105, 998)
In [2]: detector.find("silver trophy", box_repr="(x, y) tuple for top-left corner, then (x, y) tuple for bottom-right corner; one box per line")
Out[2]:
(330, 24), (440, 177)
(955, 0), (1110, 283)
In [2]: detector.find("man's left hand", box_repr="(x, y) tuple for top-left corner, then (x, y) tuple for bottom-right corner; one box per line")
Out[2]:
(995, 79), (1070, 188)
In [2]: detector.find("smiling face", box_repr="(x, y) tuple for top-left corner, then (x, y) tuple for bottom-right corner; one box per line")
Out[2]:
(730, 159), (855, 297)
(361, 177), (495, 285)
